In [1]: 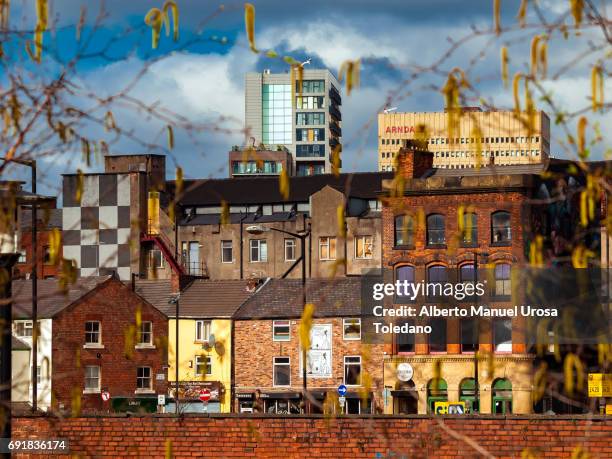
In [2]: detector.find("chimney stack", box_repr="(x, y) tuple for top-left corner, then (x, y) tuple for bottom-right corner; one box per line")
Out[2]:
(396, 140), (433, 179)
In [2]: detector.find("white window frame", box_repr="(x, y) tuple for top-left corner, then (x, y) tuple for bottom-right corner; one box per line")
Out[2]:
(344, 356), (362, 386)
(221, 240), (233, 263)
(84, 365), (101, 393)
(250, 239), (268, 262)
(84, 321), (102, 347)
(343, 318), (361, 340)
(137, 321), (153, 347)
(15, 320), (33, 337)
(195, 320), (211, 343)
(273, 320), (291, 342)
(195, 355), (212, 376)
(354, 235), (373, 259)
(273, 356), (291, 387)
(319, 236), (336, 260)
(136, 366), (152, 392)
(149, 249), (164, 269)
(284, 238), (296, 262)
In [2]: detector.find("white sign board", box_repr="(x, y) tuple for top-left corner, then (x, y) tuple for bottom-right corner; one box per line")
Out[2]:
(396, 363), (414, 382)
(157, 394), (165, 406)
(302, 324), (332, 378)
(338, 396), (346, 407)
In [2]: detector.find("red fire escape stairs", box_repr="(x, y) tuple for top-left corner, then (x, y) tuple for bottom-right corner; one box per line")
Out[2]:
(140, 232), (186, 276)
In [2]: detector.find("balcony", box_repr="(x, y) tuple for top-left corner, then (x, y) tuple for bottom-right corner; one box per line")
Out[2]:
(329, 121), (342, 138)
(329, 104), (342, 122)
(329, 87), (342, 106)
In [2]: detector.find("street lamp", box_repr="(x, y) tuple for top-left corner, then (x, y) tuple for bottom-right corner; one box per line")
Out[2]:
(168, 293), (181, 415)
(245, 224), (311, 412)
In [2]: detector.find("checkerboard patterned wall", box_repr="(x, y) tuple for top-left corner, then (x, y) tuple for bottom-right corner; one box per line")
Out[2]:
(62, 174), (132, 280)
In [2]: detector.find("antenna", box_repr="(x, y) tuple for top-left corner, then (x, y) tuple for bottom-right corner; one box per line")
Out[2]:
(383, 107), (398, 114)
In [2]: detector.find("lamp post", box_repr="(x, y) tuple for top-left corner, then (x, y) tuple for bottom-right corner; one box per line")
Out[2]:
(1, 158), (38, 412)
(245, 224), (310, 412)
(473, 251), (489, 414)
(168, 293), (180, 415)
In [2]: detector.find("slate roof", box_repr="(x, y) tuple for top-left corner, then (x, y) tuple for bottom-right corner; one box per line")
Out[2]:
(233, 278), (362, 320)
(155, 279), (255, 318)
(12, 276), (112, 319)
(133, 279), (175, 313)
(169, 172), (393, 207)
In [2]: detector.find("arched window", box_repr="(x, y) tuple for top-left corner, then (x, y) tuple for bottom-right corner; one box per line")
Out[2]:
(460, 263), (476, 286)
(427, 378), (448, 413)
(427, 265), (447, 300)
(493, 318), (512, 353)
(494, 263), (511, 297)
(394, 215), (415, 247)
(394, 265), (415, 304)
(492, 378), (512, 414)
(429, 317), (447, 353)
(396, 319), (415, 353)
(459, 378), (479, 413)
(462, 212), (478, 245)
(491, 211), (511, 244)
(426, 214), (445, 246)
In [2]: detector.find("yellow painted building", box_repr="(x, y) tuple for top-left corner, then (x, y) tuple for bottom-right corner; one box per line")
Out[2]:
(163, 279), (254, 413)
(378, 109), (550, 171)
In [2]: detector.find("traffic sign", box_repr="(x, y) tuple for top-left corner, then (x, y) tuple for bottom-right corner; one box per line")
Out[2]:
(199, 389), (211, 402)
(101, 391), (110, 402)
(337, 384), (347, 396)
(157, 394), (166, 406)
(338, 396), (346, 408)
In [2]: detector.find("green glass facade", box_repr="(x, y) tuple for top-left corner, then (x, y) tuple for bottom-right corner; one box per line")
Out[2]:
(262, 84), (292, 145)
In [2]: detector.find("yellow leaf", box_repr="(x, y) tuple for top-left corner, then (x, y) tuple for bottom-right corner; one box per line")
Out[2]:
(162, 1), (179, 42)
(539, 39), (548, 79)
(175, 166), (183, 197)
(71, 386), (81, 417)
(331, 145), (341, 177)
(337, 205), (346, 238)
(220, 200), (229, 227)
(165, 439), (173, 459)
(49, 228), (61, 265)
(244, 3), (258, 53)
(500, 46), (509, 88)
(279, 168), (289, 200)
(298, 303), (315, 352)
(563, 353), (584, 396)
(517, 0), (528, 27)
(530, 35), (541, 78)
(167, 125), (174, 150)
(75, 169), (84, 204)
(338, 60), (360, 96)
(570, 0), (583, 28)
(577, 116), (587, 158)
(513, 73), (523, 115)
(104, 111), (116, 131)
(591, 63), (604, 112)
(493, 0), (501, 34)
(144, 8), (164, 49)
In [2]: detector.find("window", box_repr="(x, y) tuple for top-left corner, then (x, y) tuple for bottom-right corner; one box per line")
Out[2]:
(460, 264), (476, 291)
(36, 365), (42, 385)
(273, 357), (291, 386)
(195, 320), (211, 343)
(298, 80), (325, 93)
(461, 318), (478, 353)
(355, 236), (373, 259)
(429, 318), (447, 353)
(195, 355), (212, 376)
(492, 378), (513, 414)
(396, 320), (415, 353)
(17, 249), (26, 263)
(221, 240), (233, 263)
(427, 378), (448, 413)
(462, 212), (478, 245)
(284, 239), (296, 261)
(493, 319), (512, 353)
(427, 265), (448, 298)
(84, 366), (100, 392)
(295, 96), (324, 109)
(343, 319), (361, 340)
(43, 246), (51, 264)
(296, 112), (325, 125)
(319, 237), (336, 260)
(495, 264), (512, 297)
(426, 214), (446, 245)
(273, 320), (290, 341)
(296, 144), (325, 157)
(85, 321), (101, 344)
(344, 356), (362, 386)
(491, 211), (511, 244)
(15, 321), (33, 337)
(148, 249), (163, 269)
(250, 239), (268, 262)
(136, 367), (152, 390)
(138, 322), (152, 345)
(395, 266), (415, 303)
(262, 84), (292, 144)
(394, 215), (415, 247)
(296, 128), (325, 142)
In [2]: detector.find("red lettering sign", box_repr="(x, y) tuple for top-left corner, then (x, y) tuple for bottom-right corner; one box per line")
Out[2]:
(385, 126), (414, 134)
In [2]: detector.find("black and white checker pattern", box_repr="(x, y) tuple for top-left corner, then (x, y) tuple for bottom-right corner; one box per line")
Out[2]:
(62, 173), (132, 280)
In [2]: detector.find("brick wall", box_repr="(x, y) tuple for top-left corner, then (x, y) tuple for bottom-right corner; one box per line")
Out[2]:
(51, 278), (168, 412)
(11, 415), (612, 458)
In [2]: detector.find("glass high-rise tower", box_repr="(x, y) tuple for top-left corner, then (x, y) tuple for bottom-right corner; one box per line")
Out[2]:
(245, 69), (342, 176)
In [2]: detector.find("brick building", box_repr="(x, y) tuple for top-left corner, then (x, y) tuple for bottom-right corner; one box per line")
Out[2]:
(379, 144), (607, 415)
(233, 278), (385, 414)
(228, 146), (294, 178)
(12, 275), (169, 413)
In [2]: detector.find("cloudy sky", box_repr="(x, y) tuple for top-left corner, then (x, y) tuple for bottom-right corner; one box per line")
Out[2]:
(5, 0), (610, 196)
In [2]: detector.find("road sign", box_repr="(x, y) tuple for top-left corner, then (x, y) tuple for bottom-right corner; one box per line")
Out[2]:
(338, 396), (346, 408)
(337, 384), (347, 396)
(157, 394), (166, 406)
(588, 374), (612, 397)
(101, 391), (110, 402)
(199, 389), (211, 402)
(434, 401), (466, 415)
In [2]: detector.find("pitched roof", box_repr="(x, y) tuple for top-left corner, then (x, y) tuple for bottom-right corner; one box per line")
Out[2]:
(233, 278), (362, 320)
(156, 279), (255, 318)
(170, 172), (393, 207)
(133, 279), (175, 313)
(12, 276), (112, 319)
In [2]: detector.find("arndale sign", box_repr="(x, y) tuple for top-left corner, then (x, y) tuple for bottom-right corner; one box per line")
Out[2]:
(385, 126), (415, 134)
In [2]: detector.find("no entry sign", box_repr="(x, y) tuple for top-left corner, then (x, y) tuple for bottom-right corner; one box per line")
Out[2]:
(101, 391), (110, 402)
(199, 389), (211, 403)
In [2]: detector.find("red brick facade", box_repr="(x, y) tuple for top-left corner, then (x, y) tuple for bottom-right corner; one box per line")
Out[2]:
(234, 318), (385, 412)
(51, 278), (168, 412)
(14, 229), (61, 280)
(12, 415), (612, 458)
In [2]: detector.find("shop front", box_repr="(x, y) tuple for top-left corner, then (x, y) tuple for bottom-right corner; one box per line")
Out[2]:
(167, 381), (223, 413)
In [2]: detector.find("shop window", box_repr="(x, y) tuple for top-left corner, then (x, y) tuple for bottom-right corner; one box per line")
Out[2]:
(491, 211), (511, 244)
(459, 378), (479, 413)
(492, 378), (512, 414)
(426, 214), (445, 245)
(264, 398), (301, 414)
(493, 318), (512, 353)
(427, 378), (448, 413)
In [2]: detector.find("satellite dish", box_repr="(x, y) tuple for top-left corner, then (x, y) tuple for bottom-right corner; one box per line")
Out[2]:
(208, 333), (216, 348)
